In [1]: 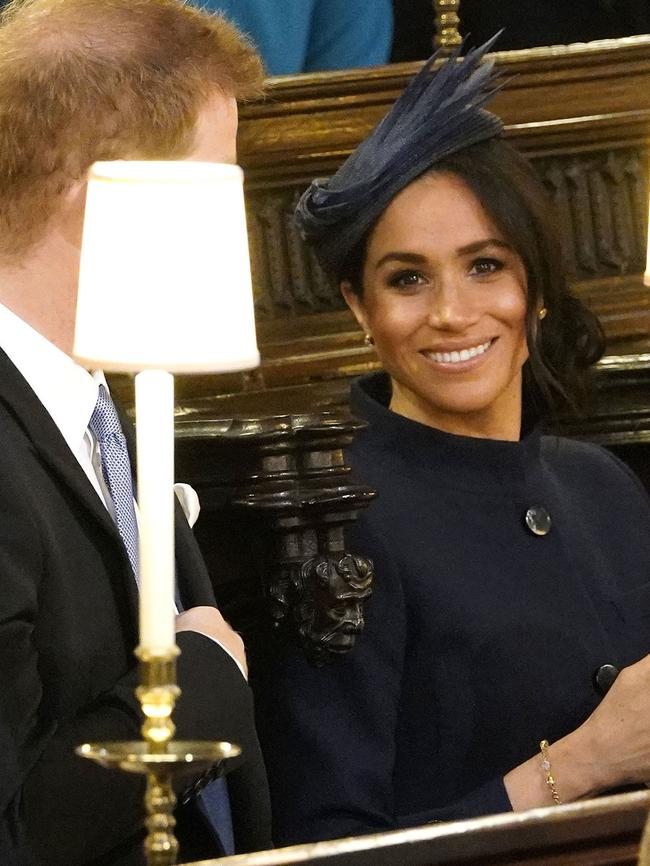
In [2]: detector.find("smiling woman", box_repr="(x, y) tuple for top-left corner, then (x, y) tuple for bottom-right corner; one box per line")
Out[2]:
(252, 38), (650, 847)
(338, 136), (605, 434)
(344, 171), (529, 441)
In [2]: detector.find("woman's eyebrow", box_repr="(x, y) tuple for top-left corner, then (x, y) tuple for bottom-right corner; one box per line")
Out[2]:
(373, 239), (514, 271)
(456, 238), (513, 256)
(373, 251), (428, 270)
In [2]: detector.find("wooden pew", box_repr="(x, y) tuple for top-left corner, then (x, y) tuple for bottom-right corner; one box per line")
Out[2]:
(181, 789), (650, 866)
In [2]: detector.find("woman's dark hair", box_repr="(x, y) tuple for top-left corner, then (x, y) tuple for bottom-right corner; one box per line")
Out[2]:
(339, 137), (605, 418)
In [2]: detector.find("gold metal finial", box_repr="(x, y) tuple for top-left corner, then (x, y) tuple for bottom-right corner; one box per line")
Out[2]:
(135, 648), (181, 751)
(433, 0), (462, 54)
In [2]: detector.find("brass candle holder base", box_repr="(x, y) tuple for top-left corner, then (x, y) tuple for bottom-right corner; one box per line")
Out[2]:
(77, 740), (240, 865)
(77, 646), (240, 866)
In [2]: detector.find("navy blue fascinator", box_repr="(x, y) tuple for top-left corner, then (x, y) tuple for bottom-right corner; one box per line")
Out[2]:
(295, 34), (504, 276)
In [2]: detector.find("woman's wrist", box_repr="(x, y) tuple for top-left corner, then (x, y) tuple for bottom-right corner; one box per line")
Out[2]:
(504, 726), (603, 811)
(545, 726), (602, 802)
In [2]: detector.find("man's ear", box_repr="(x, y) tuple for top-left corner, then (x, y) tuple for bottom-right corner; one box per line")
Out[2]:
(59, 178), (89, 248)
(341, 280), (370, 334)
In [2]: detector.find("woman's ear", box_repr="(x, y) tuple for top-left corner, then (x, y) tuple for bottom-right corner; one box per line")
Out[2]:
(341, 280), (370, 334)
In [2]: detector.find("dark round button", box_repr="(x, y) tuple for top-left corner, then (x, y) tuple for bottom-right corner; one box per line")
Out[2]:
(524, 505), (552, 536)
(594, 664), (620, 696)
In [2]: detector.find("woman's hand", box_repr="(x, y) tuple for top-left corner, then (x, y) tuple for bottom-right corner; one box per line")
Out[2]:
(577, 652), (650, 789)
(505, 652), (650, 810)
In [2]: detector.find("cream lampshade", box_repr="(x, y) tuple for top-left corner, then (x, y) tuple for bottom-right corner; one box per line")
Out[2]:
(74, 160), (259, 373)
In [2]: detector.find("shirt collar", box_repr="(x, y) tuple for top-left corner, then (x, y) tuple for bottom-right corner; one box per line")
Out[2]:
(0, 302), (106, 456)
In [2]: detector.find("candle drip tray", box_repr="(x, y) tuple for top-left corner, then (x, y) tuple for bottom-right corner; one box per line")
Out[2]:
(77, 739), (240, 777)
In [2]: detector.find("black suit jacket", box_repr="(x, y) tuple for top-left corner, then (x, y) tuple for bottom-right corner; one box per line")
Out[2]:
(0, 348), (271, 865)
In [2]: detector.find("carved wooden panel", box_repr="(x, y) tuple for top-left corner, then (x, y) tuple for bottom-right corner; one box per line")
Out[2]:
(538, 148), (649, 280)
(247, 188), (340, 318)
(238, 37), (650, 180)
(246, 146), (650, 320)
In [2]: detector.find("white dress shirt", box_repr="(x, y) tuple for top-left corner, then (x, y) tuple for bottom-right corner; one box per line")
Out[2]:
(0, 302), (245, 678)
(0, 302), (113, 506)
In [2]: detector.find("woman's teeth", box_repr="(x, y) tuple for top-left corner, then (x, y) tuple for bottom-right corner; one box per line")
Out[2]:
(425, 340), (492, 364)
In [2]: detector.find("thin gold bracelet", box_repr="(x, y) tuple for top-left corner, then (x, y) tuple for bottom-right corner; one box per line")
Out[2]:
(539, 739), (562, 805)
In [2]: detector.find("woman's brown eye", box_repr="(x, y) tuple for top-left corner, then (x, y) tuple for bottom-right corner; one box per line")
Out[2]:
(471, 258), (502, 275)
(388, 270), (424, 289)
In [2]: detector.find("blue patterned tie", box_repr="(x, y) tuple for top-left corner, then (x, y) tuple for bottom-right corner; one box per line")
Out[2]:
(88, 385), (139, 581)
(200, 779), (234, 855)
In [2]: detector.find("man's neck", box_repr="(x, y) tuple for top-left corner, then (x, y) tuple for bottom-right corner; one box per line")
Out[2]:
(0, 227), (81, 356)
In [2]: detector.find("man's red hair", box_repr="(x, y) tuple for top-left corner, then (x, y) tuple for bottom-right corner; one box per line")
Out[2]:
(0, 0), (264, 257)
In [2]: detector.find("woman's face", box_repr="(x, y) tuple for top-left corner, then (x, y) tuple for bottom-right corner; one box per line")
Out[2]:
(343, 172), (529, 440)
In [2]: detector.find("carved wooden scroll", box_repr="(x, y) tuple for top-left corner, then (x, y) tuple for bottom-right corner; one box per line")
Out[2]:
(175, 412), (376, 665)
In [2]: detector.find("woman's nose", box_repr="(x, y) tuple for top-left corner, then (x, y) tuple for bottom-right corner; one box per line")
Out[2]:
(426, 278), (477, 331)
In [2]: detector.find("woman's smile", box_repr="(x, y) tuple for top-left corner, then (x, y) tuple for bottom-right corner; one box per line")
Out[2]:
(420, 337), (495, 368)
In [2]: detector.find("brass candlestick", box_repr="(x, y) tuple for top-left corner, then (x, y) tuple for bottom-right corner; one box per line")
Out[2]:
(77, 646), (240, 866)
(433, 0), (462, 53)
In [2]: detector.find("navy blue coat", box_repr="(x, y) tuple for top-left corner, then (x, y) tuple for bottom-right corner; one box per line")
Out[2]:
(256, 372), (650, 846)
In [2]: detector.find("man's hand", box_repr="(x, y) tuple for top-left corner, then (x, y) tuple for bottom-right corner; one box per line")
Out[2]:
(176, 606), (247, 678)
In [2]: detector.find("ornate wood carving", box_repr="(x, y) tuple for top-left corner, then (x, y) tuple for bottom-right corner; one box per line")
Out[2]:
(245, 147), (649, 320)
(175, 412), (376, 664)
(539, 148), (648, 280)
(247, 188), (341, 318)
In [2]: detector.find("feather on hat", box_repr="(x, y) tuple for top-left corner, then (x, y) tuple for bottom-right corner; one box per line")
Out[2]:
(295, 34), (504, 275)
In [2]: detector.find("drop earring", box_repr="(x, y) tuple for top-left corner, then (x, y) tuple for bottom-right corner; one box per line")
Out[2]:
(364, 333), (375, 346)
(538, 307), (548, 321)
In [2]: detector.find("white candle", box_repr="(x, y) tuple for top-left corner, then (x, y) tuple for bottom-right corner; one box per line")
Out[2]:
(135, 369), (176, 654)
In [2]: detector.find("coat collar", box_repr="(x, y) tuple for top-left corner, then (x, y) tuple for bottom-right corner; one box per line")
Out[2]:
(350, 371), (543, 493)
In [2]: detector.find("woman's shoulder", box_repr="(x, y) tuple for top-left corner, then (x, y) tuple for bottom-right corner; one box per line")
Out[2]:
(540, 434), (649, 500)
(542, 434), (628, 472)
